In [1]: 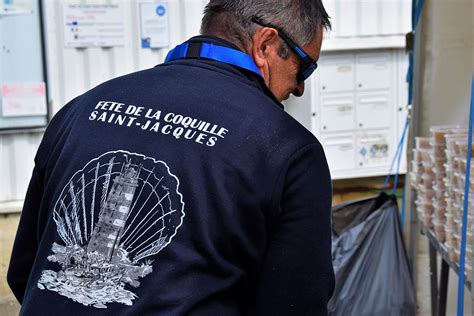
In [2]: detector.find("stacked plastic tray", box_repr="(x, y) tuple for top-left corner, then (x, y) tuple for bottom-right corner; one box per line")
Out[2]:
(411, 126), (473, 276)
(444, 132), (473, 266)
(412, 136), (435, 228)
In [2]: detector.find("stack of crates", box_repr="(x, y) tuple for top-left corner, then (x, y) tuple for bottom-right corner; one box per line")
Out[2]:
(412, 136), (435, 228)
(444, 132), (473, 268)
(411, 126), (473, 279)
(429, 126), (459, 243)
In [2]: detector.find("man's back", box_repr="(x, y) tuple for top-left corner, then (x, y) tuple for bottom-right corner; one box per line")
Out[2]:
(9, 36), (334, 315)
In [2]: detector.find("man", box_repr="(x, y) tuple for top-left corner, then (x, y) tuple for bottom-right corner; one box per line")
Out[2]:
(8, 0), (334, 315)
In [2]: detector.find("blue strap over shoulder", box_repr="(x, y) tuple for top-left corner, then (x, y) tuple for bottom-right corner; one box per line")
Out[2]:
(165, 42), (262, 78)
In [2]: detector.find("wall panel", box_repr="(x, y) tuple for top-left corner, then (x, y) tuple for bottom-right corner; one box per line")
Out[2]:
(43, 0), (208, 114)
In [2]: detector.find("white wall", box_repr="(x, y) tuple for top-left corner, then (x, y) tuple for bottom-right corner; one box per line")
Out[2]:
(43, 0), (208, 115)
(322, 0), (411, 51)
(0, 0), (45, 210)
(0, 0), (208, 208)
(0, 132), (42, 210)
(418, 0), (473, 135)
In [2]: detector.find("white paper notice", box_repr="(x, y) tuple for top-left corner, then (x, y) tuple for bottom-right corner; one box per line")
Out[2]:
(63, 4), (125, 48)
(1, 1), (33, 15)
(1, 83), (47, 117)
(139, 3), (170, 48)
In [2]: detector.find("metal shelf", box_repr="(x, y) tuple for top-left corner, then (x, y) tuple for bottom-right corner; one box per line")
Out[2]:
(419, 221), (472, 316)
(420, 223), (472, 291)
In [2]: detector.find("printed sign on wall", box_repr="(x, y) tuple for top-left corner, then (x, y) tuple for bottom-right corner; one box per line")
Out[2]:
(63, 4), (125, 48)
(139, 2), (170, 49)
(1, 82), (47, 117)
(1, 0), (33, 14)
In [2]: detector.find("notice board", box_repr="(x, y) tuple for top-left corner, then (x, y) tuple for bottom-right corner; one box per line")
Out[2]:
(0, 0), (48, 130)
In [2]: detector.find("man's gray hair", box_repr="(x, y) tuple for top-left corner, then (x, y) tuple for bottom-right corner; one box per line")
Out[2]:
(201, 0), (331, 57)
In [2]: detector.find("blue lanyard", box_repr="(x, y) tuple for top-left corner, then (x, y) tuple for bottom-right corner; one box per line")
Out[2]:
(457, 75), (474, 316)
(165, 42), (262, 78)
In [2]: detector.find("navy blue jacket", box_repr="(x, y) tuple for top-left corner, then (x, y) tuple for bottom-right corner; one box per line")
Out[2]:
(8, 36), (335, 315)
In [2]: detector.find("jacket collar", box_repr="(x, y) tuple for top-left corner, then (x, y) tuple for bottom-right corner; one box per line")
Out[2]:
(180, 35), (283, 109)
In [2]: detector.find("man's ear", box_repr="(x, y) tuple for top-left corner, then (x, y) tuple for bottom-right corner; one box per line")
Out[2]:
(250, 27), (281, 84)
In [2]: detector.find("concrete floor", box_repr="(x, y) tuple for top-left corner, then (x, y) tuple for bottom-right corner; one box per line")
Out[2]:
(0, 297), (20, 316)
(0, 213), (20, 316)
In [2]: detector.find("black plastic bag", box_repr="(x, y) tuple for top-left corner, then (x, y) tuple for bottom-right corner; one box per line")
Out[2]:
(328, 193), (416, 316)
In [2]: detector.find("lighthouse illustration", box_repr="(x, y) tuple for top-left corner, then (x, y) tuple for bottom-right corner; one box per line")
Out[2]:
(87, 164), (140, 261)
(37, 151), (185, 309)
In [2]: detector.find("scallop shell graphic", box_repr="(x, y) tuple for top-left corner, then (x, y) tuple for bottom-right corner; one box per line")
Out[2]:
(37, 150), (185, 309)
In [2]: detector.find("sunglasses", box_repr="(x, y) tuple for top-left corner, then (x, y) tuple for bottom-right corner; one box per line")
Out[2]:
(252, 17), (318, 83)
